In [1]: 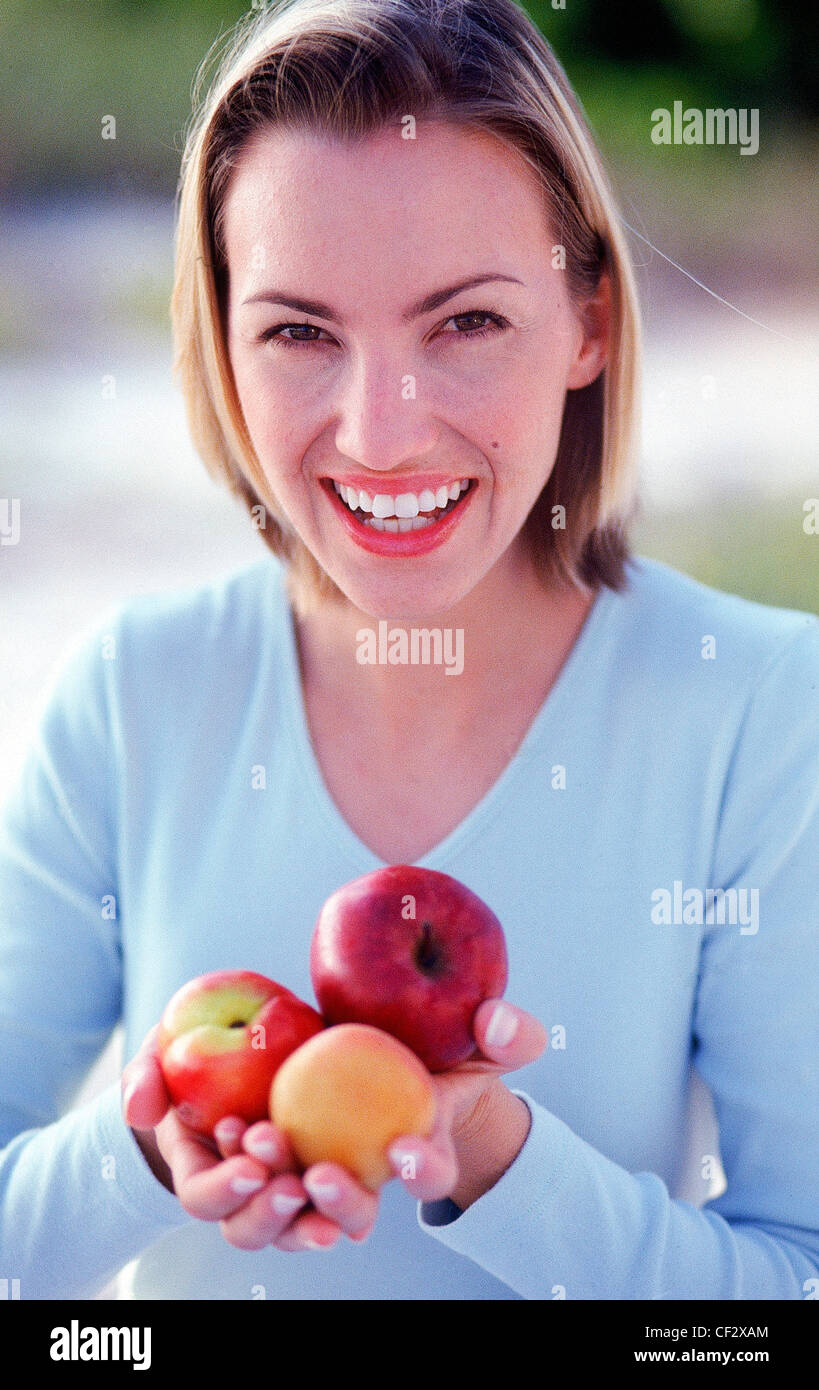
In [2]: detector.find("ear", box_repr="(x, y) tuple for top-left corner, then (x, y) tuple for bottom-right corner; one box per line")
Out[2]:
(565, 270), (611, 390)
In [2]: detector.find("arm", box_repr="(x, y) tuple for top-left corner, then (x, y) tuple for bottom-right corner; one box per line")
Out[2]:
(416, 620), (819, 1299)
(4, 617), (444, 1272)
(0, 617), (189, 1299)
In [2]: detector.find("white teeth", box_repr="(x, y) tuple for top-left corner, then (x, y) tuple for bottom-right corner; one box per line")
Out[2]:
(332, 478), (471, 522)
(395, 493), (420, 518)
(383, 518), (400, 533)
(362, 513), (437, 531)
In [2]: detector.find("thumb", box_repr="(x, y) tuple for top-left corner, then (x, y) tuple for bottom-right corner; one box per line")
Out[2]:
(121, 1023), (170, 1131)
(472, 999), (548, 1071)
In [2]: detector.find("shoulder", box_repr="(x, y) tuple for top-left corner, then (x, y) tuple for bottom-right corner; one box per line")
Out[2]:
(108, 556), (287, 658)
(613, 554), (819, 691)
(81, 556), (292, 703)
(39, 557), (290, 727)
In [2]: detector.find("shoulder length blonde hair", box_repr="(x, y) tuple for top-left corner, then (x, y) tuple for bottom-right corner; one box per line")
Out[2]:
(171, 0), (641, 613)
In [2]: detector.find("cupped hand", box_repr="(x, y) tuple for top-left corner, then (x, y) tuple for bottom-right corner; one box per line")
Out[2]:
(387, 997), (548, 1208)
(120, 1025), (331, 1251)
(223, 998), (548, 1247)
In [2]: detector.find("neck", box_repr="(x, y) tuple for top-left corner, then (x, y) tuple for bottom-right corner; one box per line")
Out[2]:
(292, 543), (597, 734)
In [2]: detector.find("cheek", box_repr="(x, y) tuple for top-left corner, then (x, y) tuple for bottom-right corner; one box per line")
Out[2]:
(230, 349), (311, 477)
(482, 372), (567, 475)
(481, 332), (572, 434)
(483, 376), (570, 516)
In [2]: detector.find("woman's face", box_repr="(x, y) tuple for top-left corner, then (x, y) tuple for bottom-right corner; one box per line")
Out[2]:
(224, 120), (607, 619)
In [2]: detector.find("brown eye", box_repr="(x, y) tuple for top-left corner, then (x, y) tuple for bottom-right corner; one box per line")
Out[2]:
(441, 311), (508, 340)
(260, 322), (328, 348)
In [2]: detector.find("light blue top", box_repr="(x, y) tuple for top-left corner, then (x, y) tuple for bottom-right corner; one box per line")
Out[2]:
(1, 553), (817, 1300)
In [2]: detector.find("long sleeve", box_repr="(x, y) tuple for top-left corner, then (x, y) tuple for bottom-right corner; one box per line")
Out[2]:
(418, 618), (819, 1299)
(0, 616), (189, 1299)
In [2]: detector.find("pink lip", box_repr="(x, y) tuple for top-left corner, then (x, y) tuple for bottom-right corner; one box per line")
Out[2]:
(321, 478), (476, 557)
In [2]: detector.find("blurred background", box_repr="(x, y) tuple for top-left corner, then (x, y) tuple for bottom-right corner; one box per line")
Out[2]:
(0, 0), (817, 1292)
(1, 0), (817, 804)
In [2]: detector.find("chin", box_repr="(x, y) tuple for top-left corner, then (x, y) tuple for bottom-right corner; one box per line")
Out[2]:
(332, 567), (480, 624)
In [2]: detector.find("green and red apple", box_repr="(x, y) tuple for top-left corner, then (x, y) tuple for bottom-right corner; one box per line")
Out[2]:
(157, 969), (324, 1136)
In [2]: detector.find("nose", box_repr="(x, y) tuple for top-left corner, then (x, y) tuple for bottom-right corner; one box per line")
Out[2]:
(333, 354), (440, 474)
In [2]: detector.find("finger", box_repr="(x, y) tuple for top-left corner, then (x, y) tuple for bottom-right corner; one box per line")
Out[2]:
(301, 1163), (378, 1242)
(161, 1112), (272, 1221)
(472, 999), (549, 1070)
(122, 1024), (170, 1131)
(387, 1129), (459, 1204)
(273, 1208), (344, 1252)
(218, 1174), (311, 1251)
(213, 1117), (247, 1159)
(240, 1121), (299, 1171)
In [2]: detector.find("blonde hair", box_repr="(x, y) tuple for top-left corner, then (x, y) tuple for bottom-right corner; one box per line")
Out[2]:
(171, 0), (641, 613)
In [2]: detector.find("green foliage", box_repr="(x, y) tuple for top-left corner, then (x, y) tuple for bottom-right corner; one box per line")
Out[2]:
(0, 0), (246, 193)
(0, 0), (814, 195)
(633, 498), (819, 616)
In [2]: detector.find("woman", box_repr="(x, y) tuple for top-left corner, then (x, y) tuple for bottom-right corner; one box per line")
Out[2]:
(1, 0), (816, 1300)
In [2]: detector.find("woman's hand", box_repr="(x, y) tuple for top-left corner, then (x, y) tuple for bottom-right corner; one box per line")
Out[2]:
(121, 1026), (348, 1251)
(211, 998), (548, 1248)
(121, 999), (546, 1251)
(395, 997), (548, 1211)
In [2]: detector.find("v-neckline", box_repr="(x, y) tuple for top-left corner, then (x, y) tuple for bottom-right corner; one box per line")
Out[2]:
(273, 562), (618, 870)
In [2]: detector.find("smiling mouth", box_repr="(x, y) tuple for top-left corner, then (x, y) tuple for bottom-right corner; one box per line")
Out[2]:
(324, 478), (474, 532)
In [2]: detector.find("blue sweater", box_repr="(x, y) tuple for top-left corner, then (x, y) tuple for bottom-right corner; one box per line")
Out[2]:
(1, 553), (817, 1300)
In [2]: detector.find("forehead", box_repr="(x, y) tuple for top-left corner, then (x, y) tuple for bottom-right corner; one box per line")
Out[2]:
(221, 119), (550, 273)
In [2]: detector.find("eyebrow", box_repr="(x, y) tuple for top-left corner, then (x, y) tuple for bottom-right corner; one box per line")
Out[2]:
(240, 273), (524, 323)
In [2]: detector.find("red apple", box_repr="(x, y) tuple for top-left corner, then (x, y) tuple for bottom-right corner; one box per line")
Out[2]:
(157, 970), (324, 1135)
(310, 866), (508, 1072)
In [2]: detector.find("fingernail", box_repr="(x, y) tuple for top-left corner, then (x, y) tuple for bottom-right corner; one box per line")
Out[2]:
(271, 1192), (306, 1216)
(485, 1001), (518, 1050)
(303, 1238), (332, 1250)
(230, 1176), (265, 1196)
(215, 1119), (242, 1140)
(246, 1138), (279, 1162)
(388, 1145), (422, 1178)
(304, 1177), (339, 1203)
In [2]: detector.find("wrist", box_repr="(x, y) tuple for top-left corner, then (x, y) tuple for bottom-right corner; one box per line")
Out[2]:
(131, 1126), (175, 1194)
(449, 1082), (531, 1212)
